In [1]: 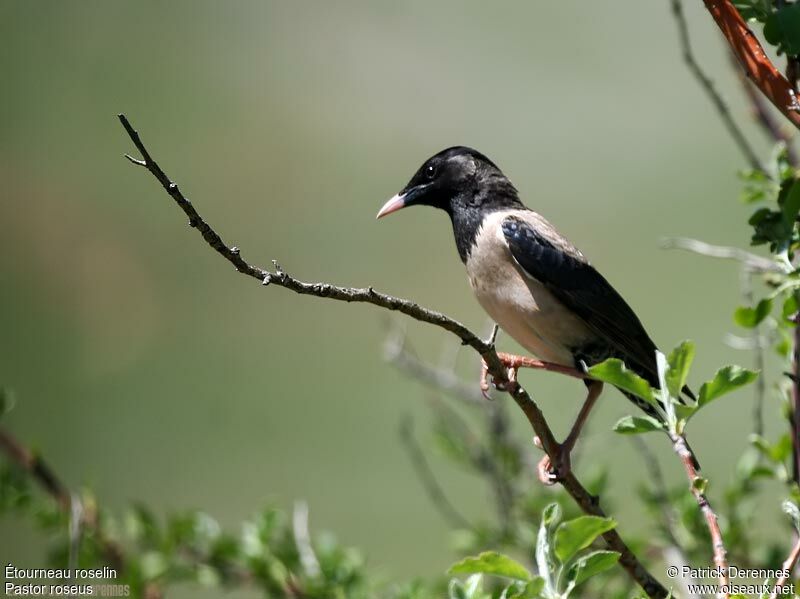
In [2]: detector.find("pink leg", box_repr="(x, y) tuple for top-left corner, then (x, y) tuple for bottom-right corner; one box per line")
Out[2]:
(480, 352), (587, 399)
(535, 380), (604, 485)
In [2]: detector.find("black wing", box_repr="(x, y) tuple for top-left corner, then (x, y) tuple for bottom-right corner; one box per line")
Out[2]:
(501, 216), (661, 386)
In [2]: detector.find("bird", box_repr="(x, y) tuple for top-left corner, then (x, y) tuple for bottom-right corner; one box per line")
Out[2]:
(376, 146), (692, 483)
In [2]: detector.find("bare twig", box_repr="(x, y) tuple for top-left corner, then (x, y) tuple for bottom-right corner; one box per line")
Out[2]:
(631, 438), (682, 547)
(427, 395), (518, 534)
(670, 433), (729, 599)
(398, 416), (474, 531)
(740, 268), (766, 438)
(770, 535), (800, 599)
(661, 236), (779, 273)
(482, 400), (517, 536)
(384, 324), (485, 404)
(632, 438), (703, 599)
(669, 0), (763, 171)
(118, 114), (669, 598)
(387, 324), (520, 533)
(702, 0), (800, 130)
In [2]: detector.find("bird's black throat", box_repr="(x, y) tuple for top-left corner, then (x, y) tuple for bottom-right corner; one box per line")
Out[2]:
(447, 182), (524, 263)
(449, 201), (491, 263)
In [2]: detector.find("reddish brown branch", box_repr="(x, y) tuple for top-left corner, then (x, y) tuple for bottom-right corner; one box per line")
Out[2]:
(733, 59), (800, 166)
(703, 0), (800, 130)
(671, 433), (729, 599)
(770, 536), (800, 599)
(118, 114), (670, 599)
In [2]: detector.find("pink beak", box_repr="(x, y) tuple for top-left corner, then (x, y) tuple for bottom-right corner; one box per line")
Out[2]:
(375, 193), (407, 219)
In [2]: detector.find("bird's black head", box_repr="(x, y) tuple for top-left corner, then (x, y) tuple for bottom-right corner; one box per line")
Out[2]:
(376, 147), (524, 261)
(376, 146), (522, 220)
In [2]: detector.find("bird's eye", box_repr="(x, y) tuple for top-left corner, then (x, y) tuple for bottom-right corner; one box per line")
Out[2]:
(425, 164), (437, 179)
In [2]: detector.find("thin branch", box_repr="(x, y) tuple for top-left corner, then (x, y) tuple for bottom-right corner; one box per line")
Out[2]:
(631, 438), (682, 548)
(661, 236), (779, 273)
(398, 415), (474, 531)
(118, 114), (669, 599)
(702, 0), (800, 130)
(0, 427), (71, 511)
(387, 327), (518, 533)
(669, 0), (764, 170)
(770, 535), (800, 599)
(670, 433), (730, 599)
(384, 323), (485, 404)
(740, 268), (766, 438)
(117, 115), (509, 378)
(631, 439), (703, 598)
(482, 400), (518, 536)
(430, 394), (518, 534)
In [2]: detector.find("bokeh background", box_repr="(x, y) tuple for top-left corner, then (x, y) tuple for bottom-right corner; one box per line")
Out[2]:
(0, 1), (789, 596)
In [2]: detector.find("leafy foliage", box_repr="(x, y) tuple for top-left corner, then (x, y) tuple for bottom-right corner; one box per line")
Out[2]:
(447, 505), (617, 599)
(735, 1), (800, 55)
(589, 341), (757, 436)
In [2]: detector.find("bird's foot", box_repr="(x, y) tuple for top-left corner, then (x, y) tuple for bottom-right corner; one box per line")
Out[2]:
(533, 436), (572, 486)
(480, 353), (520, 399)
(480, 352), (577, 399)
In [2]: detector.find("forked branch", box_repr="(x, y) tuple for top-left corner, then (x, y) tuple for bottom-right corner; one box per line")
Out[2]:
(117, 114), (669, 598)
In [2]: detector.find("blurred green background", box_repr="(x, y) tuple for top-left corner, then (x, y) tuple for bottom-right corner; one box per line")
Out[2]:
(0, 0), (788, 594)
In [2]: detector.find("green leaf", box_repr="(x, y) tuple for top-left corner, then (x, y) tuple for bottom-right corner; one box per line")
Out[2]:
(587, 359), (656, 406)
(783, 294), (799, 321)
(734, 298), (773, 328)
(783, 179), (800, 223)
(765, 4), (800, 55)
(448, 552), (532, 581)
(612, 415), (665, 435)
(783, 500), (800, 532)
(775, 433), (793, 461)
(139, 550), (168, 580)
(776, 328), (792, 358)
(739, 166), (774, 203)
(536, 504), (561, 595)
(692, 476), (708, 495)
(463, 574), (484, 599)
(502, 578), (545, 599)
(554, 516), (616, 563)
(666, 341), (695, 397)
(750, 434), (773, 460)
(674, 404), (698, 422)
(448, 578), (468, 599)
(748, 206), (792, 250)
(732, 0), (771, 22)
(565, 551), (620, 588)
(541, 502), (561, 527)
(697, 366), (759, 408)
